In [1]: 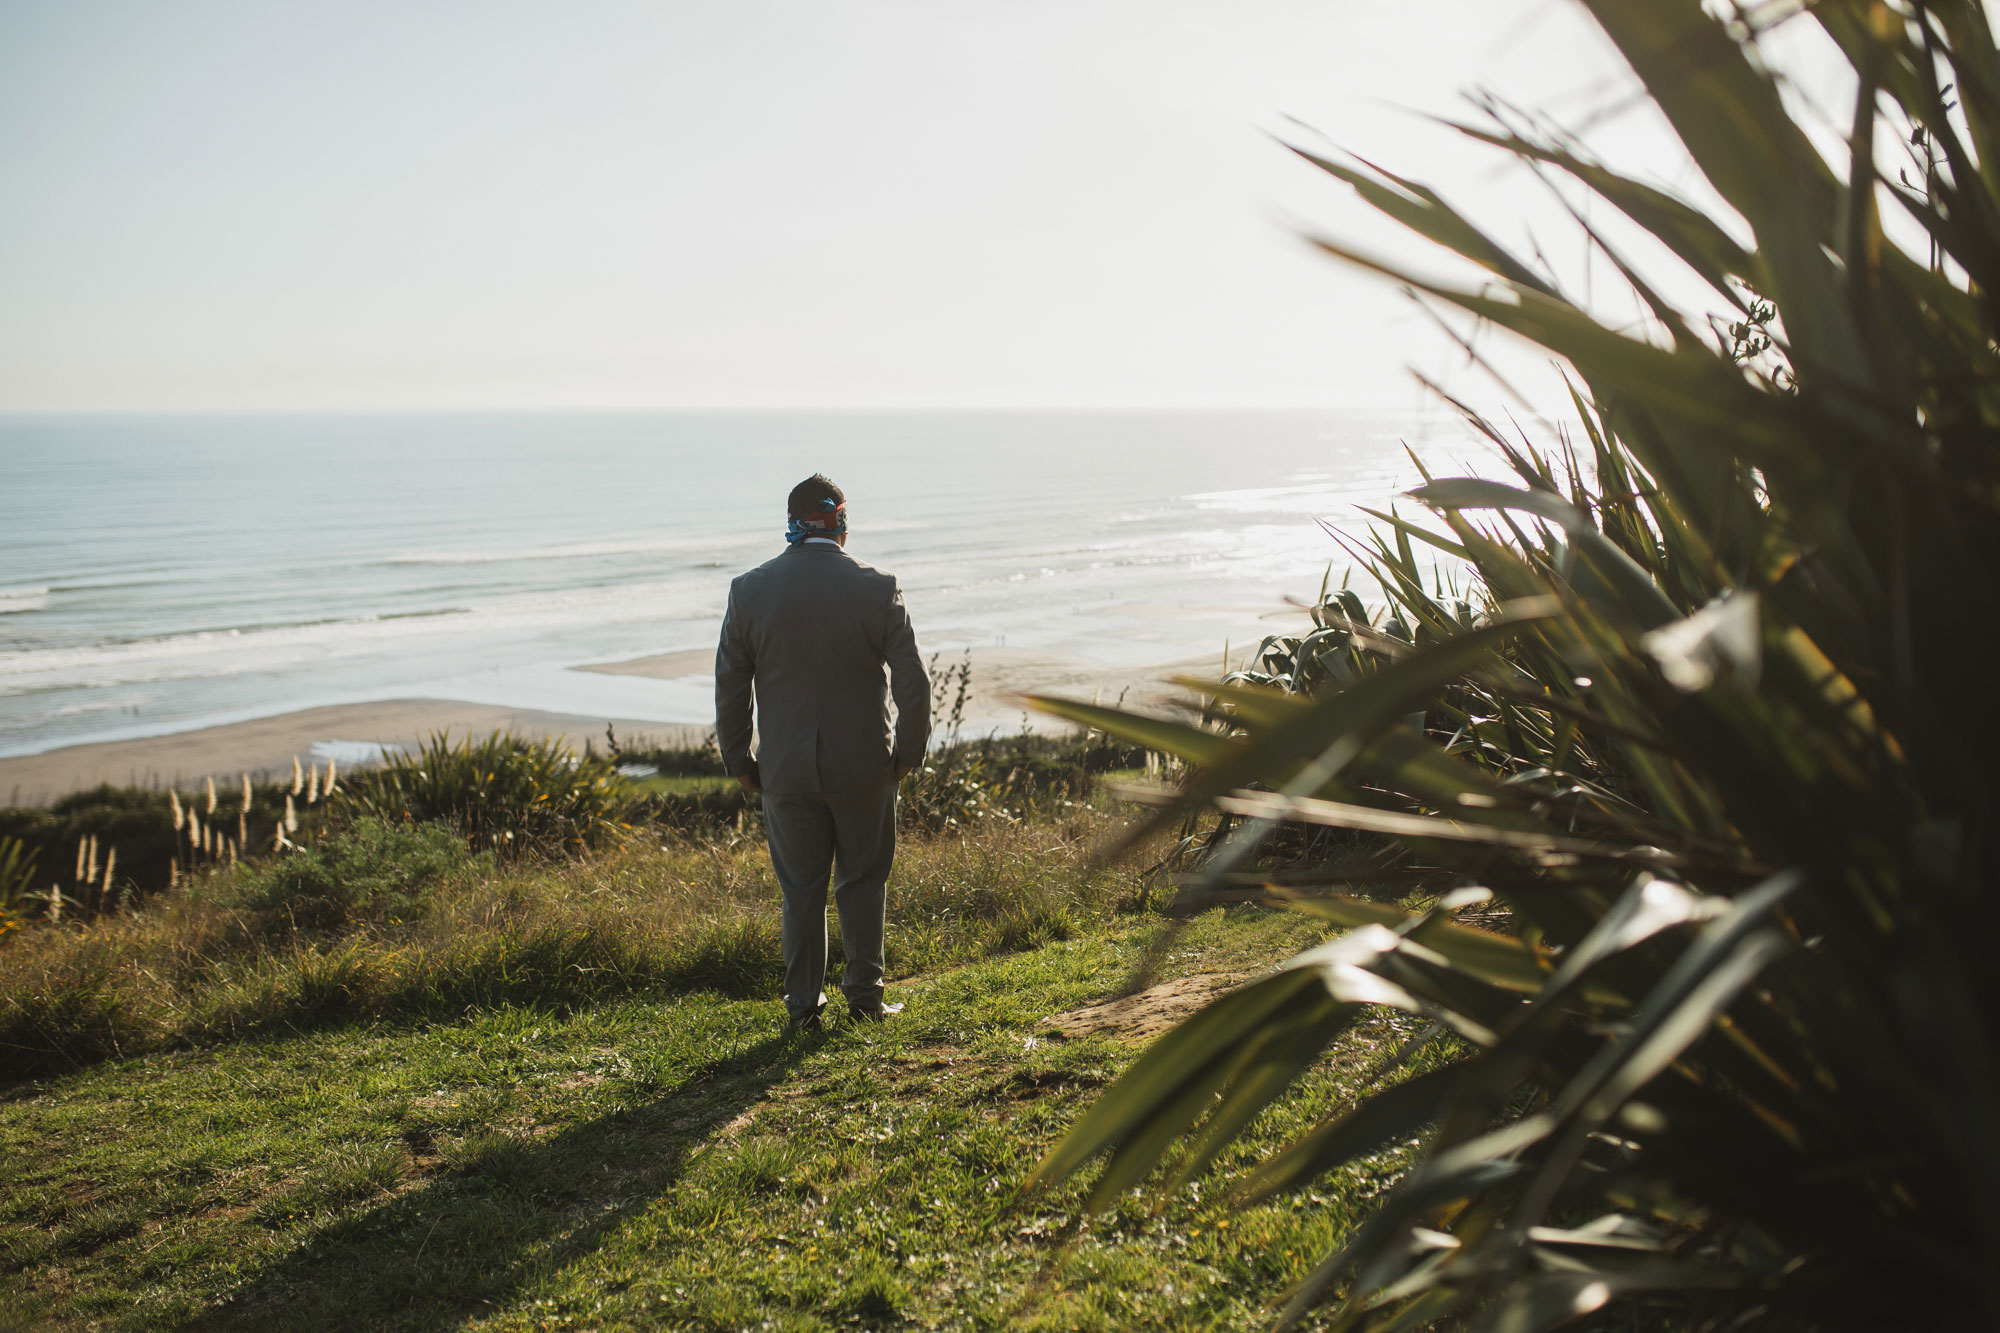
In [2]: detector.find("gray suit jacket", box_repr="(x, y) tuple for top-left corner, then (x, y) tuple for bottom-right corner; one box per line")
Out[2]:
(714, 542), (930, 794)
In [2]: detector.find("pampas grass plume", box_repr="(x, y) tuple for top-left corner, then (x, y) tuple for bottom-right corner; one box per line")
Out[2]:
(292, 756), (303, 795)
(74, 835), (87, 883)
(84, 835), (98, 883)
(204, 776), (217, 816)
(101, 847), (116, 900)
(325, 757), (338, 793)
(241, 773), (252, 813)
(307, 763), (319, 805)
(284, 793), (298, 834)
(169, 788), (184, 832)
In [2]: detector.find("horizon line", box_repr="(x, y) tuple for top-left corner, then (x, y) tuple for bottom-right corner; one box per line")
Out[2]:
(0, 401), (1447, 418)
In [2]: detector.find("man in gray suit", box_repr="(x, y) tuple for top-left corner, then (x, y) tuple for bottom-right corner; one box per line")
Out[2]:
(715, 474), (930, 1030)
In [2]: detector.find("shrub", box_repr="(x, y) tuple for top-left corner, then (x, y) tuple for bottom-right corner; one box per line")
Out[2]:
(901, 653), (1153, 832)
(0, 786), (175, 921)
(335, 731), (630, 859)
(212, 819), (490, 931)
(598, 725), (730, 777)
(0, 778), (316, 923)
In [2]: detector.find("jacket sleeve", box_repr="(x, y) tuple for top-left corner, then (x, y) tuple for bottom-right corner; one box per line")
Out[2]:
(714, 580), (757, 777)
(883, 577), (931, 768)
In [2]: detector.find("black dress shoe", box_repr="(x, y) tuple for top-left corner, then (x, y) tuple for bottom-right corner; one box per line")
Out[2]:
(848, 1001), (904, 1023)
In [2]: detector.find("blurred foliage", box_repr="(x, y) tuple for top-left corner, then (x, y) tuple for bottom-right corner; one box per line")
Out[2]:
(1028, 1), (2000, 1328)
(0, 837), (36, 944)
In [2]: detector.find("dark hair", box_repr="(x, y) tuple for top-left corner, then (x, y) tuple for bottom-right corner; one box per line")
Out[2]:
(787, 473), (845, 519)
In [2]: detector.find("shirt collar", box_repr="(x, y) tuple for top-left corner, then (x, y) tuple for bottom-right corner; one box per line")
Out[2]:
(803, 537), (842, 547)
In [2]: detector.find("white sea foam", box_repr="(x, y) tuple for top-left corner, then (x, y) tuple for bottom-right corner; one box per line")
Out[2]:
(0, 577), (714, 697)
(0, 587), (51, 614)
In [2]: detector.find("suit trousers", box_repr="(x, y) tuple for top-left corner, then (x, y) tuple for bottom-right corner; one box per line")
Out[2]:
(761, 779), (897, 1018)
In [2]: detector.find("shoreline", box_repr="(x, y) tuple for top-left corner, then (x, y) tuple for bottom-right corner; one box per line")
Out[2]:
(0, 701), (709, 807)
(0, 647), (1223, 805)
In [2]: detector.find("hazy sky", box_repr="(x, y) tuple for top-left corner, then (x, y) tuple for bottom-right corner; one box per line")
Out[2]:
(0, 1), (1677, 411)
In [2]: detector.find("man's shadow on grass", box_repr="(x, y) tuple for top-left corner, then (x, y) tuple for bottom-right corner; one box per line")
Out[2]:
(183, 1024), (819, 1332)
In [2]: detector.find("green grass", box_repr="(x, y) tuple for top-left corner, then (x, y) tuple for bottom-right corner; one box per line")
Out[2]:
(0, 905), (1437, 1331)
(623, 774), (737, 798)
(0, 806), (1145, 1077)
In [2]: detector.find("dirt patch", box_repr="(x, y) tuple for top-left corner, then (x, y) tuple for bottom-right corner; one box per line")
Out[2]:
(1039, 971), (1251, 1043)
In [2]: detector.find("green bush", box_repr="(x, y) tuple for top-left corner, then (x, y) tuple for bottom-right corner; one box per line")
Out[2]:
(335, 731), (630, 859)
(215, 820), (490, 931)
(0, 786), (176, 920)
(0, 779), (313, 923)
(1029, 2), (2000, 1328)
(901, 653), (1153, 832)
(598, 725), (730, 777)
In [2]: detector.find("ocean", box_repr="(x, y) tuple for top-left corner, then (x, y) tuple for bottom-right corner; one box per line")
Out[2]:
(0, 410), (1473, 758)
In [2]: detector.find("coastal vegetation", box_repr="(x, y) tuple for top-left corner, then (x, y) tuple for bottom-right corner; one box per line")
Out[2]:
(0, 722), (1382, 1329)
(9, 1), (1997, 1328)
(0, 904), (1419, 1331)
(1025, 0), (2000, 1327)
(0, 725), (1143, 1082)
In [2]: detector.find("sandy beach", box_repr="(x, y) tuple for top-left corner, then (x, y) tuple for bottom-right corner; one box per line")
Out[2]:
(0, 702), (709, 806)
(0, 646), (1231, 805)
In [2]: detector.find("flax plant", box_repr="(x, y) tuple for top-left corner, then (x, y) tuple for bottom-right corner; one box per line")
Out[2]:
(1028, 2), (2000, 1327)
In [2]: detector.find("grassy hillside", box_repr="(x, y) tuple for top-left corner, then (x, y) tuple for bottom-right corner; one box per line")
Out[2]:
(0, 892), (1441, 1331)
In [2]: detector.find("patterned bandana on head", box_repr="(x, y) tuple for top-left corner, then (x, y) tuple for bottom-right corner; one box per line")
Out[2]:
(785, 496), (848, 545)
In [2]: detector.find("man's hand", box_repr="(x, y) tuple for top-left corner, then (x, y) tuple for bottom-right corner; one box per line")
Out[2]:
(736, 764), (762, 795)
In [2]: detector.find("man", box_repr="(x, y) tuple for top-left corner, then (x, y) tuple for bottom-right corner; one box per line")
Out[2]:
(714, 474), (930, 1030)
